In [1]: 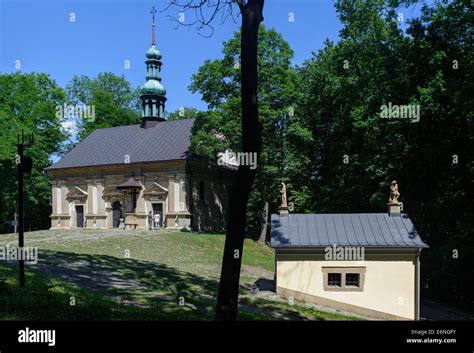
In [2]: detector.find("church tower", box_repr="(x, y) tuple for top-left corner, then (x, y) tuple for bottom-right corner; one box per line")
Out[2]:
(140, 7), (167, 128)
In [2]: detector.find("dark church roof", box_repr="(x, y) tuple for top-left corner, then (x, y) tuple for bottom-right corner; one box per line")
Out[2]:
(270, 213), (428, 248)
(46, 119), (195, 170)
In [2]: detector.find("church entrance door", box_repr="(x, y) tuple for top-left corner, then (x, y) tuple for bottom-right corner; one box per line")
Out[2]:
(152, 203), (163, 228)
(76, 205), (84, 228)
(112, 201), (122, 228)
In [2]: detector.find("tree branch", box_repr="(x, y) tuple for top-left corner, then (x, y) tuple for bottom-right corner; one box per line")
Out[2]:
(163, 0), (240, 38)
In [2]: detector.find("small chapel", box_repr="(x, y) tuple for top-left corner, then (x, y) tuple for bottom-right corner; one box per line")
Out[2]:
(45, 10), (234, 231)
(270, 181), (428, 320)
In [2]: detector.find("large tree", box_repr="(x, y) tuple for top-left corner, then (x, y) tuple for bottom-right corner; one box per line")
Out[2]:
(293, 0), (473, 308)
(403, 0), (473, 307)
(189, 25), (299, 238)
(0, 73), (67, 233)
(66, 72), (141, 142)
(216, 0), (264, 321)
(166, 0), (265, 320)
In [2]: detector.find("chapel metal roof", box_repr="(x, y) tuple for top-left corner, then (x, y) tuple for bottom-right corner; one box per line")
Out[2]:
(46, 118), (195, 170)
(270, 213), (428, 248)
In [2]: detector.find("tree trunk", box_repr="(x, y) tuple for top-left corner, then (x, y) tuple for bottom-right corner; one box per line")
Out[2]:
(215, 0), (264, 321)
(258, 201), (268, 244)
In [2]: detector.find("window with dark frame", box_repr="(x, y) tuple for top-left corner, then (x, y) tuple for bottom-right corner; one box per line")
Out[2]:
(327, 273), (341, 287)
(345, 273), (360, 287)
(323, 267), (365, 291)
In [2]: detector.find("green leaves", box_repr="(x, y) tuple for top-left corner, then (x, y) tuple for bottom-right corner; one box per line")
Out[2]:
(293, 0), (473, 306)
(66, 73), (141, 141)
(0, 73), (68, 232)
(189, 26), (298, 236)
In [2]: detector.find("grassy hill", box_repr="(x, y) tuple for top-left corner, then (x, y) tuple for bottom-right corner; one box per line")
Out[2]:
(0, 229), (360, 320)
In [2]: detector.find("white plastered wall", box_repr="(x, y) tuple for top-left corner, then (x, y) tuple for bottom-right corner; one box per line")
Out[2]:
(276, 252), (416, 320)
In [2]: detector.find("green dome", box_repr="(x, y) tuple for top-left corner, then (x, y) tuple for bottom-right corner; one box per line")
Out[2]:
(146, 45), (162, 60)
(140, 79), (166, 96)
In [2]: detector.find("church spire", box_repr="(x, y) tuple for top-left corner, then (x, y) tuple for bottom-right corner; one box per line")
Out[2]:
(139, 7), (167, 128)
(151, 6), (156, 46)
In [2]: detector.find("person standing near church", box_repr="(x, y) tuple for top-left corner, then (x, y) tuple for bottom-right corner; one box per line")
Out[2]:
(154, 213), (160, 229)
(148, 211), (153, 230)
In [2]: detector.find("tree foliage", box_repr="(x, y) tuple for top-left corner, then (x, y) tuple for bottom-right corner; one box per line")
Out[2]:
(66, 72), (141, 141)
(292, 0), (473, 307)
(167, 107), (201, 121)
(0, 0), (470, 312)
(189, 25), (299, 237)
(0, 73), (67, 233)
(190, 0), (473, 308)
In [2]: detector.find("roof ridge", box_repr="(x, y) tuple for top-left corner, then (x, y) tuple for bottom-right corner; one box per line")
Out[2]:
(270, 213), (428, 248)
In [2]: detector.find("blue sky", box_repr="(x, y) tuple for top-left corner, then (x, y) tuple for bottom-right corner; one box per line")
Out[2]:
(0, 0), (342, 113)
(0, 0), (428, 112)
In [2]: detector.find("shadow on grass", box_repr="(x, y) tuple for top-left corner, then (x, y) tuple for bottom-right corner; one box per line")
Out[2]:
(2, 249), (310, 320)
(34, 249), (219, 316)
(0, 263), (176, 320)
(255, 278), (276, 292)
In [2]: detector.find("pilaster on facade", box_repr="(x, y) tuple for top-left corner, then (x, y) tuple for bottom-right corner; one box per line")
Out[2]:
(59, 180), (69, 215)
(48, 159), (233, 231)
(167, 173), (176, 212)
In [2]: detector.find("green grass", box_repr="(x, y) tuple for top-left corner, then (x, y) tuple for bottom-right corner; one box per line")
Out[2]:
(239, 297), (362, 321)
(0, 263), (207, 320)
(0, 230), (273, 280)
(1, 263), (349, 321)
(0, 229), (360, 320)
(242, 239), (274, 271)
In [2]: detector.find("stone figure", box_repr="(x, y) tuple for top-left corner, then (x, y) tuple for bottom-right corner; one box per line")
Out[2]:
(389, 180), (400, 204)
(280, 182), (287, 207)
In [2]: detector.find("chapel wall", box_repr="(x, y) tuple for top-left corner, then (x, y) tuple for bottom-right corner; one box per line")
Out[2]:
(275, 251), (417, 320)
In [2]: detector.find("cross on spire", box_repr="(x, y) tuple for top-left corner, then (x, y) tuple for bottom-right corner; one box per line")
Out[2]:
(150, 6), (157, 45)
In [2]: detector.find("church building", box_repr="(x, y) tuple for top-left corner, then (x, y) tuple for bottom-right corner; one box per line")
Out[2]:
(45, 11), (234, 231)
